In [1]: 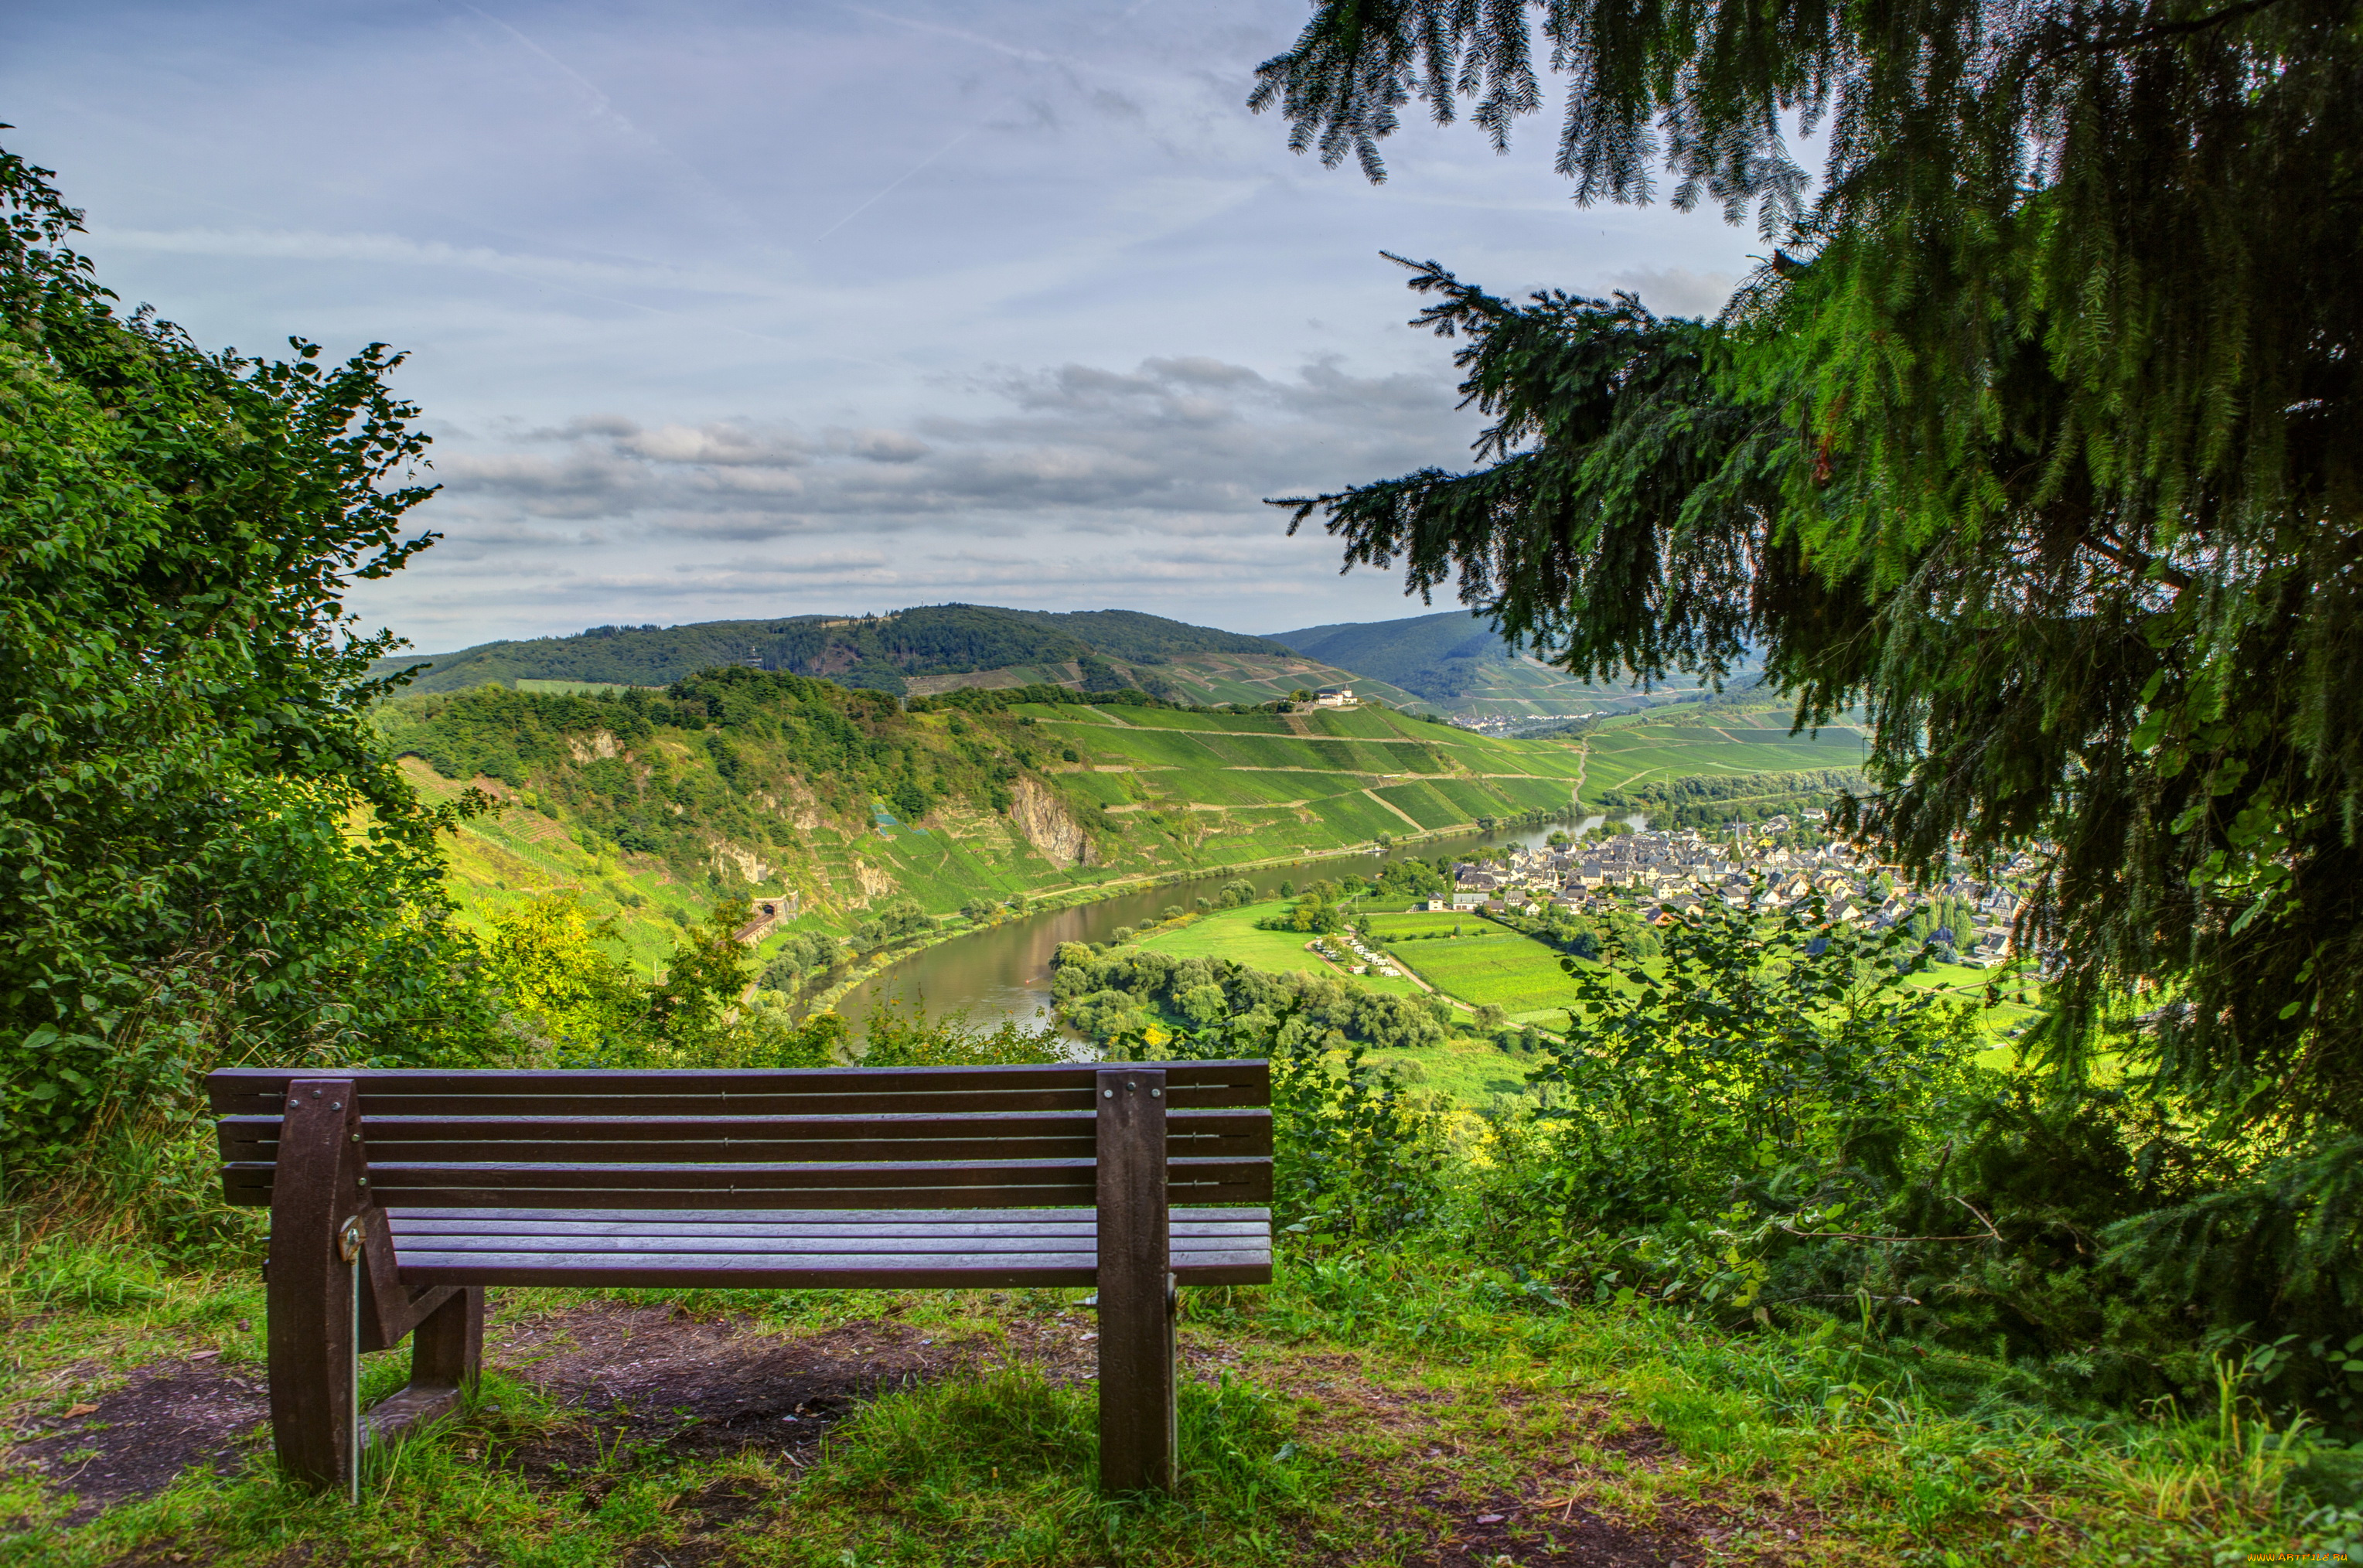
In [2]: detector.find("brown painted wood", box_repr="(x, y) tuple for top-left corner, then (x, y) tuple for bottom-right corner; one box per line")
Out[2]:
(209, 1060), (1268, 1099)
(220, 1059), (1274, 1494)
(355, 1205), (463, 1352)
(382, 1203), (1271, 1225)
(220, 1113), (1272, 1167)
(390, 1232), (1263, 1259)
(1096, 1065), (1176, 1495)
(399, 1256), (1100, 1288)
(206, 1062), (1270, 1120)
(386, 1218), (1270, 1241)
(220, 1087), (1258, 1120)
(225, 1157), (1272, 1210)
(390, 1254), (1270, 1289)
(222, 1108), (1270, 1141)
(265, 1078), (368, 1494)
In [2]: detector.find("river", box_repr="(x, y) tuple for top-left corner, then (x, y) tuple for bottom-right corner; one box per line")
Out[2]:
(830, 815), (1638, 1034)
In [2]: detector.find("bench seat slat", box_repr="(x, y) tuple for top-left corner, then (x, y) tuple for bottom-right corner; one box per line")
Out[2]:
(222, 1130), (1270, 1166)
(390, 1253), (1274, 1289)
(209, 1062), (1268, 1097)
(223, 1157), (1272, 1209)
(216, 1089), (1250, 1119)
(388, 1232), (1261, 1257)
(387, 1218), (1269, 1239)
(383, 1199), (1274, 1290)
(383, 1208), (1276, 1228)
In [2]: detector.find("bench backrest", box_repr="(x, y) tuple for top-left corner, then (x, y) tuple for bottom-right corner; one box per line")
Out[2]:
(207, 1062), (1272, 1212)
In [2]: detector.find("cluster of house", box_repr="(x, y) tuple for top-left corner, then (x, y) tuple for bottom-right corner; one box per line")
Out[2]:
(1311, 929), (1404, 979)
(1426, 819), (2034, 969)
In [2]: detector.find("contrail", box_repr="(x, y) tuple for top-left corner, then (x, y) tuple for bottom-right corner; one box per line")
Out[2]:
(455, 1), (636, 135)
(812, 130), (974, 244)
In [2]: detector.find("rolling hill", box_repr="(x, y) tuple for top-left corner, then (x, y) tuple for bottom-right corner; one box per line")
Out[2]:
(372, 603), (1432, 708)
(377, 666), (1870, 976)
(1269, 609), (1750, 721)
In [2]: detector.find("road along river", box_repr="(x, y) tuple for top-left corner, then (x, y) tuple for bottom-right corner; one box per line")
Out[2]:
(830, 816), (1635, 1035)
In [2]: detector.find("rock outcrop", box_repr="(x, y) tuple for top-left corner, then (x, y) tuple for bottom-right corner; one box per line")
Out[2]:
(708, 842), (774, 885)
(1011, 776), (1092, 868)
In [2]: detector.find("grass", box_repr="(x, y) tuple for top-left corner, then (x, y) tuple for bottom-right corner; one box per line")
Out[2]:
(1134, 905), (1440, 1002)
(1368, 1036), (1545, 1103)
(1132, 902), (1336, 976)
(1378, 925), (1584, 1021)
(5, 1225), (2355, 1566)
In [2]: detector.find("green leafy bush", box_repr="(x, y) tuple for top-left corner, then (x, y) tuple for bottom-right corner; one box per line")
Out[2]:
(0, 143), (496, 1176)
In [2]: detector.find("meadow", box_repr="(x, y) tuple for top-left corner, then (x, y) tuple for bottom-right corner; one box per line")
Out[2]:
(1578, 700), (1871, 800)
(1370, 922), (1585, 1022)
(1134, 903), (1429, 1000)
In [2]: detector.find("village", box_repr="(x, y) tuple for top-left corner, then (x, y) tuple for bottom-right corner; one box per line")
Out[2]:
(1429, 816), (2038, 970)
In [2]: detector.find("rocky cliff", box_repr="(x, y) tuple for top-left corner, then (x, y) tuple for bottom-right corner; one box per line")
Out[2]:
(1011, 775), (1092, 868)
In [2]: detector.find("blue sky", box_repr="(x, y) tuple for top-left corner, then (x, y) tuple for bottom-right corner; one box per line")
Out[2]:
(5, 0), (1778, 652)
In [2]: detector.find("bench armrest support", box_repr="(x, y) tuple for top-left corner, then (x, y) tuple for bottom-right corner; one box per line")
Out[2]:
(1096, 1065), (1175, 1495)
(265, 1079), (371, 1492)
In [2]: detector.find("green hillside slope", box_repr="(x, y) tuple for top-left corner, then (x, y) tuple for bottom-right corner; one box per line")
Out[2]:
(378, 666), (1873, 972)
(375, 670), (1557, 966)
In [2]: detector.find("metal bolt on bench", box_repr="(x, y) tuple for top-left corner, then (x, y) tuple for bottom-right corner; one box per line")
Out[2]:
(209, 1061), (1274, 1498)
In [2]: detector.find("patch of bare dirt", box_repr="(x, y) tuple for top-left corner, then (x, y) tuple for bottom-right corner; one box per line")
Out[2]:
(7, 1356), (268, 1524)
(1409, 1491), (1697, 1566)
(477, 1303), (1008, 1492)
(5, 1300), (1089, 1531)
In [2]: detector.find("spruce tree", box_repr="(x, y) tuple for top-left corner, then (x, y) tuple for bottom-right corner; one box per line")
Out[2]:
(1253, 0), (2363, 1133)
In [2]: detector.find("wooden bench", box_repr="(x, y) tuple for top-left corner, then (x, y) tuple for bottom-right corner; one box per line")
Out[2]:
(206, 1060), (1272, 1498)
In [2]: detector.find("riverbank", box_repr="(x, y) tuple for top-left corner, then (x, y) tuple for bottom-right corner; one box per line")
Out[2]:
(807, 816), (1587, 1031)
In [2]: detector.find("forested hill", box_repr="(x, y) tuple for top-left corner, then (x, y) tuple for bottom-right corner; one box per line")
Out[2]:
(1270, 609), (1522, 689)
(373, 603), (1297, 697)
(1269, 610), (1758, 720)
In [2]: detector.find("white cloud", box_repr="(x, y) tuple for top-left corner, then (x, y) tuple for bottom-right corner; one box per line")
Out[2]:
(8, 0), (1790, 647)
(1609, 266), (1741, 319)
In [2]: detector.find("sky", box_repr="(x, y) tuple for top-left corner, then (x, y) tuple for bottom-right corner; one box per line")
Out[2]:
(4, 0), (1780, 653)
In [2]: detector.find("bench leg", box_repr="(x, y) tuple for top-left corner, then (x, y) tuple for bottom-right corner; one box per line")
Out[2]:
(1098, 1270), (1178, 1494)
(1098, 1065), (1177, 1493)
(363, 1287), (486, 1448)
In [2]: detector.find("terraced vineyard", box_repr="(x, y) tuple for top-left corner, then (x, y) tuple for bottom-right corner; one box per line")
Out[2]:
(1020, 701), (1589, 861)
(1578, 700), (1870, 797)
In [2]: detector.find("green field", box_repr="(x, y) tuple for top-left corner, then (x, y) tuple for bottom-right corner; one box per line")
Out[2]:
(1132, 903), (1427, 997)
(1366, 1036), (1548, 1103)
(1137, 905), (1543, 1104)
(1132, 903), (1333, 975)
(1377, 924), (1583, 1022)
(513, 677), (651, 696)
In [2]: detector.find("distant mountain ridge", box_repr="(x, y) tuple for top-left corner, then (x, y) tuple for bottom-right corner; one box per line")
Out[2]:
(1269, 610), (1746, 720)
(1270, 610), (1522, 693)
(374, 604), (1300, 699)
